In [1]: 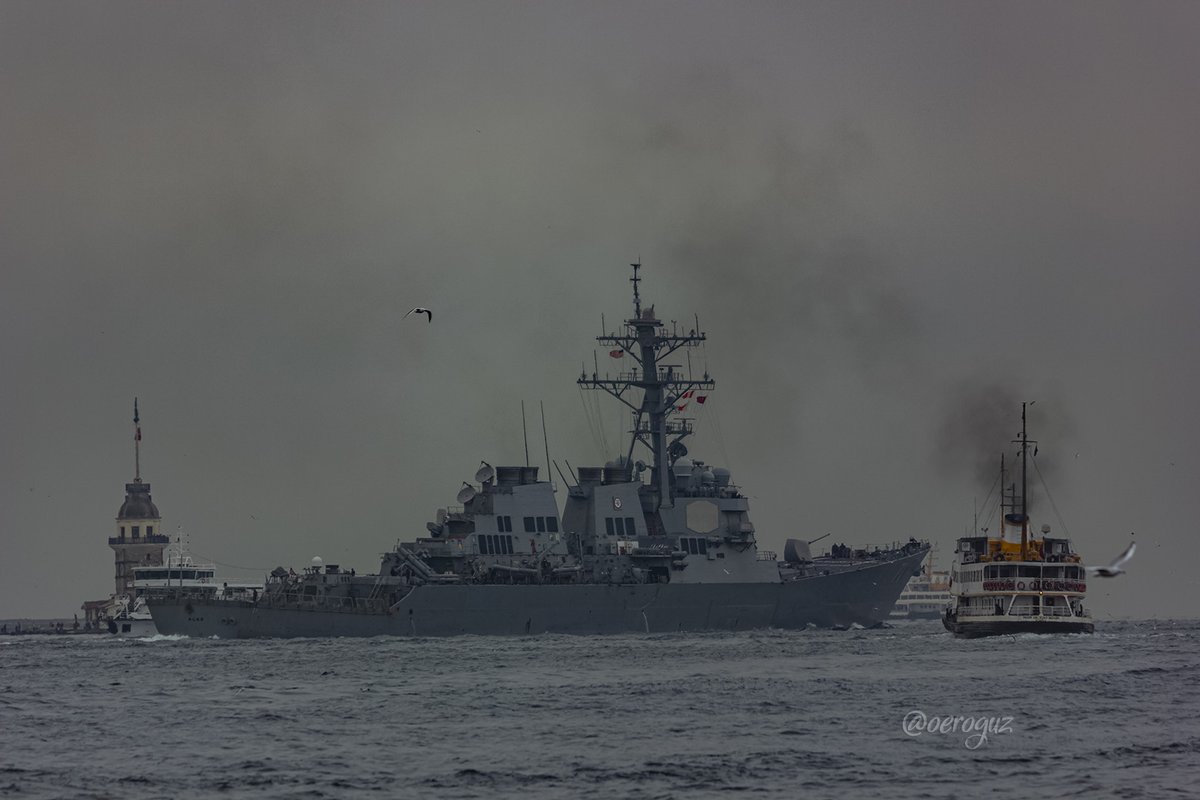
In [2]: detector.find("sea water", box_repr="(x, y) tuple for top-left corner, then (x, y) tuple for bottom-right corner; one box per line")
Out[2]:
(2, 620), (1198, 799)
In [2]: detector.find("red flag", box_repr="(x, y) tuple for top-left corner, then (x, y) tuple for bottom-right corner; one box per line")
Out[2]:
(609, 349), (624, 358)
(696, 394), (708, 404)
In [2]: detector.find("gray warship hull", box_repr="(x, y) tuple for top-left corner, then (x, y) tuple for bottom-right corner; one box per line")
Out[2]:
(149, 548), (924, 638)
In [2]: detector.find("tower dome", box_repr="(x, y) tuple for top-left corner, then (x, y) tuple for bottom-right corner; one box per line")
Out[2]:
(118, 480), (160, 520)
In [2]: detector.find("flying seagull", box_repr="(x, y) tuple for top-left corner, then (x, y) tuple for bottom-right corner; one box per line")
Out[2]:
(403, 307), (432, 323)
(1086, 541), (1136, 577)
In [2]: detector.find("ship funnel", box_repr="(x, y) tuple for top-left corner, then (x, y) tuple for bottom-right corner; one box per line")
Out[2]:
(603, 457), (632, 485)
(496, 466), (522, 486)
(577, 467), (603, 486)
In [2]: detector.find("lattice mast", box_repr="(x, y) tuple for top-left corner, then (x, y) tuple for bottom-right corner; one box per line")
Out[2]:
(577, 263), (715, 510)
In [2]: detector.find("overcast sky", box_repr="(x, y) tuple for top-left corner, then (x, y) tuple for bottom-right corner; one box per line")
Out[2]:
(2, 1), (1197, 620)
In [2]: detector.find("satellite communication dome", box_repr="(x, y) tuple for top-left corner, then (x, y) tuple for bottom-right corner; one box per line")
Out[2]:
(311, 556), (324, 567)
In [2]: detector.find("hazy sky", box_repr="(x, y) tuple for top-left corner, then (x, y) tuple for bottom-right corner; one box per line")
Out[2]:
(3, 1), (1197, 620)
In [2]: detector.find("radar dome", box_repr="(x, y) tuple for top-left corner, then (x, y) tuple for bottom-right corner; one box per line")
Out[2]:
(311, 556), (324, 567)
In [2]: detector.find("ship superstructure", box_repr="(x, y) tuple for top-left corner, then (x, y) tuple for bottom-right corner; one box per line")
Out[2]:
(942, 404), (1093, 637)
(148, 264), (928, 638)
(890, 549), (951, 620)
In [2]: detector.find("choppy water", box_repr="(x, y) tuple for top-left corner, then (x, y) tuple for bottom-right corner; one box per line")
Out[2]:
(2, 620), (1198, 799)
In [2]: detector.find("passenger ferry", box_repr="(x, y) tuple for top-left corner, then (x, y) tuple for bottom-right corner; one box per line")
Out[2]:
(890, 551), (951, 620)
(942, 404), (1093, 638)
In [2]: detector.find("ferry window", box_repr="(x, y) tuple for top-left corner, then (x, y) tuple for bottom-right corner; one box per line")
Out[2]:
(503, 516), (512, 532)
(505, 535), (513, 554)
(480, 536), (491, 555)
(625, 517), (636, 535)
(132, 526), (140, 538)
(537, 517), (546, 533)
(524, 516), (536, 533)
(547, 517), (559, 533)
(605, 517), (615, 536)
(120, 526), (125, 537)
(496, 516), (504, 532)
(697, 539), (707, 555)
(615, 518), (626, 536)
(147, 526), (154, 536)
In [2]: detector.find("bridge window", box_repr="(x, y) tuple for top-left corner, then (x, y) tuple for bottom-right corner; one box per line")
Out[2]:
(605, 518), (615, 536)
(625, 517), (636, 535)
(614, 518), (626, 536)
(546, 517), (559, 533)
(536, 517), (546, 533)
(524, 516), (536, 533)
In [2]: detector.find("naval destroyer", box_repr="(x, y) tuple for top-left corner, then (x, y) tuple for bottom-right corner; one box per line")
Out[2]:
(148, 264), (928, 637)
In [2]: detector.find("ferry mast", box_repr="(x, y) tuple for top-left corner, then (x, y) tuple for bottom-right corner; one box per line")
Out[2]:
(1013, 402), (1037, 560)
(577, 263), (714, 511)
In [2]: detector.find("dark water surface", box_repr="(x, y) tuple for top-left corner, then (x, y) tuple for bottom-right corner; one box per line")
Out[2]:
(2, 620), (1198, 799)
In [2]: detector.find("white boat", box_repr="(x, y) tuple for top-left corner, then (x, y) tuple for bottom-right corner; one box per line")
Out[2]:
(890, 551), (951, 620)
(942, 404), (1093, 638)
(105, 594), (157, 636)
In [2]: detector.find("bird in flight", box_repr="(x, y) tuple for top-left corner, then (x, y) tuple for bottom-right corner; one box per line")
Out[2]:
(403, 307), (432, 323)
(1086, 540), (1136, 577)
